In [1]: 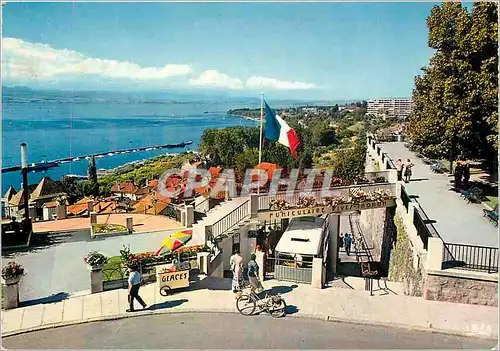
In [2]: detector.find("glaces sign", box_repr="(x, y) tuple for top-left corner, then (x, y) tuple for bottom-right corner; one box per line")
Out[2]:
(256, 199), (395, 221)
(158, 270), (190, 290)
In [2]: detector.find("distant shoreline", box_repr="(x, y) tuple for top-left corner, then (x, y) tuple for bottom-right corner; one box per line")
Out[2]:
(227, 113), (260, 122)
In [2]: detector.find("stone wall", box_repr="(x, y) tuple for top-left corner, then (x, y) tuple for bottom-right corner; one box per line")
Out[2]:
(424, 272), (498, 307)
(359, 207), (386, 261)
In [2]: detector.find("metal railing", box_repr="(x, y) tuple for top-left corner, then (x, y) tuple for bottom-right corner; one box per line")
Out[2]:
(265, 256), (313, 283)
(442, 243), (499, 273)
(193, 196), (210, 214)
(401, 186), (410, 212)
(412, 207), (433, 250)
(164, 204), (181, 221)
(207, 200), (250, 240)
(257, 183), (396, 211)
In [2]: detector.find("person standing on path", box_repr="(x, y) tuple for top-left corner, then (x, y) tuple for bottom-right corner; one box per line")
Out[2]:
(344, 233), (352, 256)
(396, 159), (403, 181)
(127, 265), (147, 312)
(230, 248), (244, 300)
(247, 254), (264, 294)
(404, 159), (413, 183)
(339, 233), (345, 252)
(454, 162), (463, 190)
(462, 162), (470, 189)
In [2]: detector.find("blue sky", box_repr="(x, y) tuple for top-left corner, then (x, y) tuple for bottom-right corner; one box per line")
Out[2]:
(3, 2), (442, 100)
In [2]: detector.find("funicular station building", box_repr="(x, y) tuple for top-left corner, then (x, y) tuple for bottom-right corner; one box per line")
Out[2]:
(190, 164), (399, 289)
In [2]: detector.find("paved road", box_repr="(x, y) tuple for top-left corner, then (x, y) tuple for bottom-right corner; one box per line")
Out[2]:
(1, 229), (174, 302)
(3, 313), (495, 349)
(381, 142), (498, 247)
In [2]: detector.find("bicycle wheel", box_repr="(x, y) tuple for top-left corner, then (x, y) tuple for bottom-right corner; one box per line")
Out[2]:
(159, 285), (171, 297)
(269, 297), (287, 318)
(236, 294), (256, 316)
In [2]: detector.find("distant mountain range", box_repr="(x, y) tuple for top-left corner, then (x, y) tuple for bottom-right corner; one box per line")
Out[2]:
(2, 85), (357, 106)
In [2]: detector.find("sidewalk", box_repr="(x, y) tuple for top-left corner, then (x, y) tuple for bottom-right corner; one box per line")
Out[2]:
(2, 276), (497, 339)
(380, 142), (498, 247)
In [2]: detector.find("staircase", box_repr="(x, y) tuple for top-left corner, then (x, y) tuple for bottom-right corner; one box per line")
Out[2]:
(348, 214), (378, 276)
(191, 196), (251, 252)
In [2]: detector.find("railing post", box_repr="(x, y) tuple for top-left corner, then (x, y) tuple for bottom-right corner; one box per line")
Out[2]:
(488, 249), (492, 274)
(426, 238), (444, 271)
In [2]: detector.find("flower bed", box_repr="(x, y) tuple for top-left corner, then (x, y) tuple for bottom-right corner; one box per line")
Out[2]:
(269, 188), (394, 211)
(92, 223), (128, 235)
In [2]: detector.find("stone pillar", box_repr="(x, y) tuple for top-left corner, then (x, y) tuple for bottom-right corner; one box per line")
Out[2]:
(426, 238), (444, 271)
(387, 169), (398, 183)
(250, 194), (259, 216)
(181, 210), (187, 227)
(197, 252), (210, 275)
(3, 280), (20, 309)
(311, 257), (324, 289)
(126, 216), (133, 234)
(56, 204), (67, 220)
(328, 214), (340, 275)
(87, 200), (94, 216)
(185, 205), (194, 227)
(255, 250), (265, 282)
(90, 269), (103, 294)
(89, 212), (97, 225)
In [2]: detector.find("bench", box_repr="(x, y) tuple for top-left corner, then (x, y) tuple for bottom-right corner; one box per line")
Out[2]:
(483, 205), (498, 227)
(460, 187), (482, 203)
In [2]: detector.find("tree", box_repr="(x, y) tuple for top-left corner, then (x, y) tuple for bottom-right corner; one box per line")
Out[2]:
(235, 147), (259, 179)
(330, 141), (367, 181)
(407, 2), (498, 175)
(87, 155), (99, 196)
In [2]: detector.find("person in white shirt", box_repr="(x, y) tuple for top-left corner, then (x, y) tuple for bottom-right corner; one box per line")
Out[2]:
(127, 265), (147, 312)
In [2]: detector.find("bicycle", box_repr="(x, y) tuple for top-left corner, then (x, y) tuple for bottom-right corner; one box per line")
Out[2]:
(236, 285), (287, 318)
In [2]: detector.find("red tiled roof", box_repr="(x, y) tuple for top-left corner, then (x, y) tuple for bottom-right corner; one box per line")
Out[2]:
(111, 182), (137, 194)
(42, 201), (57, 208)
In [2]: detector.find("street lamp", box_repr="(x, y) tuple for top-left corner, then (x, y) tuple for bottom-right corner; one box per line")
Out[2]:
(20, 143), (30, 224)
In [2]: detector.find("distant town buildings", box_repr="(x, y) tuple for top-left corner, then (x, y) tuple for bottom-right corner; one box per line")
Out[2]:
(367, 98), (413, 119)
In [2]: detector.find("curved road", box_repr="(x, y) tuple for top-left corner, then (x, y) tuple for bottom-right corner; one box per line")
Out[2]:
(3, 313), (495, 349)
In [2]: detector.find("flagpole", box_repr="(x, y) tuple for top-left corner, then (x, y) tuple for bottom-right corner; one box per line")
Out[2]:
(258, 93), (264, 165)
(258, 93), (264, 195)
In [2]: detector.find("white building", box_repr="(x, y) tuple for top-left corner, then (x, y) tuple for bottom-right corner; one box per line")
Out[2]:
(367, 98), (413, 119)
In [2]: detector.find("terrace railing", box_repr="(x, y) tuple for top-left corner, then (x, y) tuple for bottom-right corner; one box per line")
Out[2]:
(442, 243), (499, 273)
(206, 199), (250, 241)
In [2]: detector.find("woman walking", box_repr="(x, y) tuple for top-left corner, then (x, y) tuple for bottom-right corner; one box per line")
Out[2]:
(247, 254), (264, 293)
(404, 158), (414, 183)
(230, 248), (244, 300)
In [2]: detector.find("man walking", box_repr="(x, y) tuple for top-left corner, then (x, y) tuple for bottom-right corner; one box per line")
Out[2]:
(344, 233), (352, 256)
(454, 162), (463, 190)
(127, 265), (147, 312)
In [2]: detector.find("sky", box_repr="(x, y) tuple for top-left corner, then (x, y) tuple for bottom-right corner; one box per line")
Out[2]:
(2, 2), (442, 100)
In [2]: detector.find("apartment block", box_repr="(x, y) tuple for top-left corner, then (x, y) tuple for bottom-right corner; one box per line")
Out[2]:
(367, 98), (413, 118)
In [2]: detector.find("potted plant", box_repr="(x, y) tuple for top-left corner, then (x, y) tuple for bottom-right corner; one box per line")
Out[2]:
(84, 251), (108, 271)
(2, 261), (25, 285)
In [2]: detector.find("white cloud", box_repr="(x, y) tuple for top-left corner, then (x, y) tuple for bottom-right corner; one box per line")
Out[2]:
(246, 76), (315, 90)
(189, 70), (243, 89)
(2, 38), (192, 82)
(2, 37), (317, 91)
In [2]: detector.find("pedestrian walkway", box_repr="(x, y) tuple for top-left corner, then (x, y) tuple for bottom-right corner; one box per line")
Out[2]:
(380, 142), (498, 247)
(2, 276), (497, 339)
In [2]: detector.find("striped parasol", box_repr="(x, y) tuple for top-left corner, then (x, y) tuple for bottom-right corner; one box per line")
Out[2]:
(154, 230), (192, 256)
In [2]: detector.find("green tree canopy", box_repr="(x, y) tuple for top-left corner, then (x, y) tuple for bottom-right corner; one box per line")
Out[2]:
(407, 2), (498, 174)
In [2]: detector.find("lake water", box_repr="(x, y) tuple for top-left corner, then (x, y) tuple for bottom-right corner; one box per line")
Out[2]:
(2, 89), (264, 193)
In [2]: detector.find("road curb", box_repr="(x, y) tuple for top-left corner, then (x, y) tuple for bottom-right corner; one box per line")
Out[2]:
(2, 308), (497, 340)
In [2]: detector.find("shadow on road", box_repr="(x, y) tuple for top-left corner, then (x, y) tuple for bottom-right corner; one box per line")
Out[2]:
(20, 292), (70, 307)
(285, 304), (299, 315)
(265, 284), (298, 296)
(149, 298), (188, 311)
(188, 276), (232, 291)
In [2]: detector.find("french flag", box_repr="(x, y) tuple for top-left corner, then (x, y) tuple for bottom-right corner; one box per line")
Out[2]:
(264, 101), (300, 159)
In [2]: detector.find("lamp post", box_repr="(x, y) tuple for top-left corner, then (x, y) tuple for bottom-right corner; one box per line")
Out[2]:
(20, 143), (30, 222)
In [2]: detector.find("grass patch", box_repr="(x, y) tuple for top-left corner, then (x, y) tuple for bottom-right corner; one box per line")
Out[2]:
(92, 223), (127, 235)
(485, 196), (498, 209)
